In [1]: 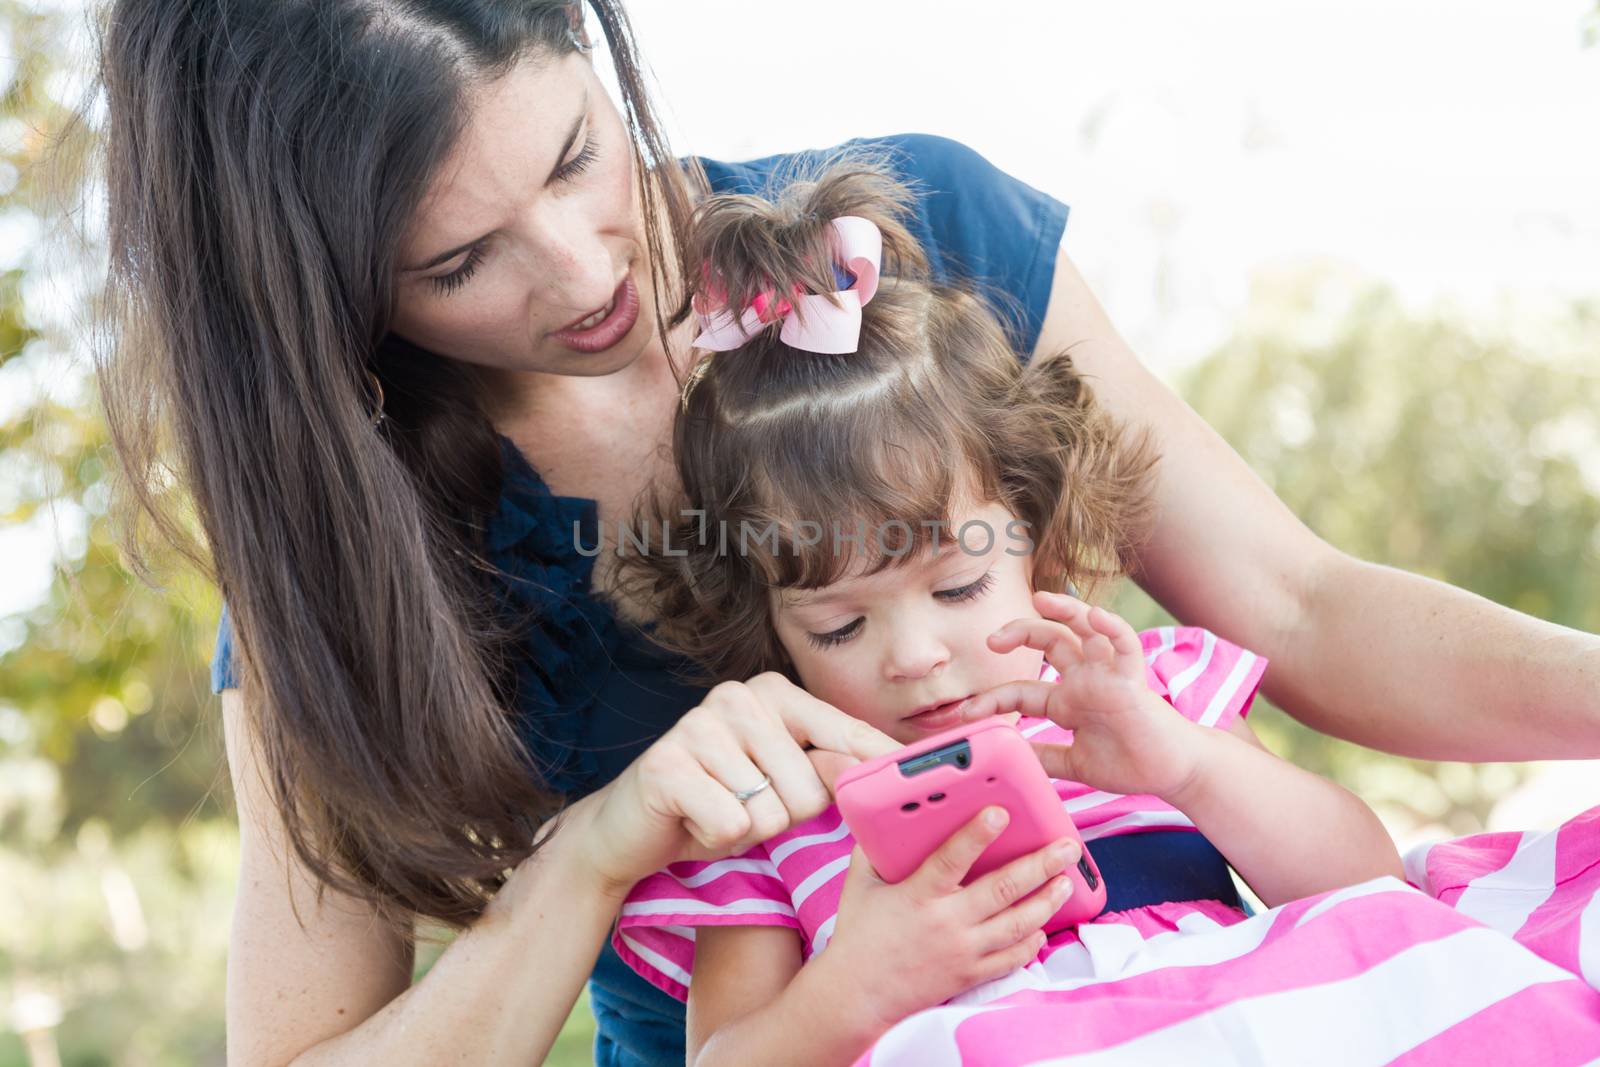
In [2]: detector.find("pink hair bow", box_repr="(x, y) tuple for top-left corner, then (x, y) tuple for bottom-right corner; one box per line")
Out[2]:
(692, 216), (883, 355)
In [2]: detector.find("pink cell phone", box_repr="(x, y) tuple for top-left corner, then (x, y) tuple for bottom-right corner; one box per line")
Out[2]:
(835, 718), (1107, 931)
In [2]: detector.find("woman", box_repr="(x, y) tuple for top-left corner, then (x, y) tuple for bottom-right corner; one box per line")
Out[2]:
(94, 2), (1600, 1065)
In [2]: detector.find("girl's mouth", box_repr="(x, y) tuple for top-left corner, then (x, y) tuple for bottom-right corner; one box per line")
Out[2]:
(904, 696), (974, 732)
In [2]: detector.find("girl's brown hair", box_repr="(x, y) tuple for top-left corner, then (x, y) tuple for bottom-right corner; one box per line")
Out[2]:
(621, 159), (1160, 682)
(96, 0), (696, 928)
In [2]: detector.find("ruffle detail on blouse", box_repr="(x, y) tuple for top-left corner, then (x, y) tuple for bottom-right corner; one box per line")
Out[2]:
(482, 434), (620, 796)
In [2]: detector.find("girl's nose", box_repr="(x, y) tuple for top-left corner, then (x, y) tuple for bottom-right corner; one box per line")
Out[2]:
(884, 627), (951, 682)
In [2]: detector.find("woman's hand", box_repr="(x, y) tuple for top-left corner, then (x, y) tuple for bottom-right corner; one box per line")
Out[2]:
(963, 591), (1206, 801)
(814, 808), (1080, 1027)
(576, 672), (901, 896)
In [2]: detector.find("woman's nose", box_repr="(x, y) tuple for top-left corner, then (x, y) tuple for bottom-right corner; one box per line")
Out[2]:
(521, 207), (617, 315)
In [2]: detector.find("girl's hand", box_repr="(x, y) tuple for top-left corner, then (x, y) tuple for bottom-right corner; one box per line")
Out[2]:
(816, 808), (1080, 1026)
(963, 591), (1205, 801)
(575, 672), (900, 896)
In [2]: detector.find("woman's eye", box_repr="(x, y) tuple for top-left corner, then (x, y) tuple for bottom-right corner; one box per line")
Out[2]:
(430, 243), (487, 296)
(936, 571), (996, 603)
(806, 618), (862, 650)
(554, 131), (599, 183)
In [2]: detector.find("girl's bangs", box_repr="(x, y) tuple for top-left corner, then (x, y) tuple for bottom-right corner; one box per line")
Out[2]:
(745, 420), (993, 591)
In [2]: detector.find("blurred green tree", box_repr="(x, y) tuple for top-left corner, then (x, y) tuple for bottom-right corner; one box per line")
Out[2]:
(2, 3), (229, 1064)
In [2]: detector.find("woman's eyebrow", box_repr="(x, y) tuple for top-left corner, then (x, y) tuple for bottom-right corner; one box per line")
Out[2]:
(403, 90), (590, 273)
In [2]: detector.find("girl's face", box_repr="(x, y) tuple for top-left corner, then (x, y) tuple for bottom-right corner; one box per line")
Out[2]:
(770, 501), (1047, 745)
(390, 50), (664, 379)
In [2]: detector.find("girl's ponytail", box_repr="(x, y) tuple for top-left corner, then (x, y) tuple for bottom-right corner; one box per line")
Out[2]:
(685, 158), (928, 358)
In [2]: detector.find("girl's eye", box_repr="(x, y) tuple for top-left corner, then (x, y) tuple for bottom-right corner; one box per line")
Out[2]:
(554, 131), (599, 183)
(806, 618), (862, 651)
(936, 571), (996, 603)
(430, 243), (487, 297)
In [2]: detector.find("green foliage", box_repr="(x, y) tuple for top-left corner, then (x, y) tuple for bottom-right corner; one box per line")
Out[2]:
(1, 4), (235, 1063)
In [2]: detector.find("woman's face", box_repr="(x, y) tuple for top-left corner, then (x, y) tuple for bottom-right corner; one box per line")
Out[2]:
(391, 50), (661, 378)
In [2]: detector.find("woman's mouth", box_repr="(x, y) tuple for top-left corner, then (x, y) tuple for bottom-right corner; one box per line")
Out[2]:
(551, 274), (641, 353)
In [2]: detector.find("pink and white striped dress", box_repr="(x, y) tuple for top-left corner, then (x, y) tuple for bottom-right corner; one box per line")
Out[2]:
(610, 625), (1600, 1063)
(615, 626), (1267, 1001)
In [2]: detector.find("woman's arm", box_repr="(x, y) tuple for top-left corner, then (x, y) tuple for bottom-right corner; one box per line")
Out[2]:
(1167, 716), (1403, 907)
(224, 672), (900, 1066)
(222, 688), (623, 1067)
(1034, 246), (1600, 760)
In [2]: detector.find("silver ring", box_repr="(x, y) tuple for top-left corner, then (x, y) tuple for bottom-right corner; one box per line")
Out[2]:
(732, 775), (772, 804)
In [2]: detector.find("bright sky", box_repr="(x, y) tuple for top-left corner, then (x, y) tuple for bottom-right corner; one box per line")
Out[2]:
(622, 0), (1600, 366)
(3, 0), (1598, 621)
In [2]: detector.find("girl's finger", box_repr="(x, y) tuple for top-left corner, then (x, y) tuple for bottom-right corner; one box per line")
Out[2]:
(961, 835), (1079, 924)
(910, 806), (1010, 897)
(1086, 605), (1142, 657)
(973, 929), (1051, 985)
(840, 844), (886, 892)
(1081, 632), (1116, 667)
(1032, 589), (1090, 623)
(961, 679), (1069, 725)
(971, 873), (1074, 955)
(987, 618), (1086, 677)
(1087, 606), (1146, 678)
(1033, 590), (1109, 648)
(1030, 741), (1080, 782)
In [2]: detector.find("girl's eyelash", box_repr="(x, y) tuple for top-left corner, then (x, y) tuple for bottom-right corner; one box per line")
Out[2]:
(429, 132), (597, 297)
(936, 571), (997, 603)
(806, 618), (861, 651)
(554, 131), (598, 183)
(803, 572), (997, 651)
(430, 243), (487, 296)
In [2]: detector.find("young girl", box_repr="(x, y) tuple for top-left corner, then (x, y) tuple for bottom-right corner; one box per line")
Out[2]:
(610, 161), (1406, 1067)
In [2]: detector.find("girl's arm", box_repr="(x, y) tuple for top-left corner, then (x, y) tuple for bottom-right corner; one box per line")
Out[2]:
(687, 926), (885, 1067)
(1165, 715), (1403, 908)
(680, 813), (1079, 1067)
(1034, 246), (1600, 760)
(974, 593), (1400, 907)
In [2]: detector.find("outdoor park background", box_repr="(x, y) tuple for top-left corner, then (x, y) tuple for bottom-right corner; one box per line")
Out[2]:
(2, 1), (1598, 1063)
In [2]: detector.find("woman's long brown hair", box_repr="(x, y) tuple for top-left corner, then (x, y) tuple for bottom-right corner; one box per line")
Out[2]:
(95, 0), (695, 928)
